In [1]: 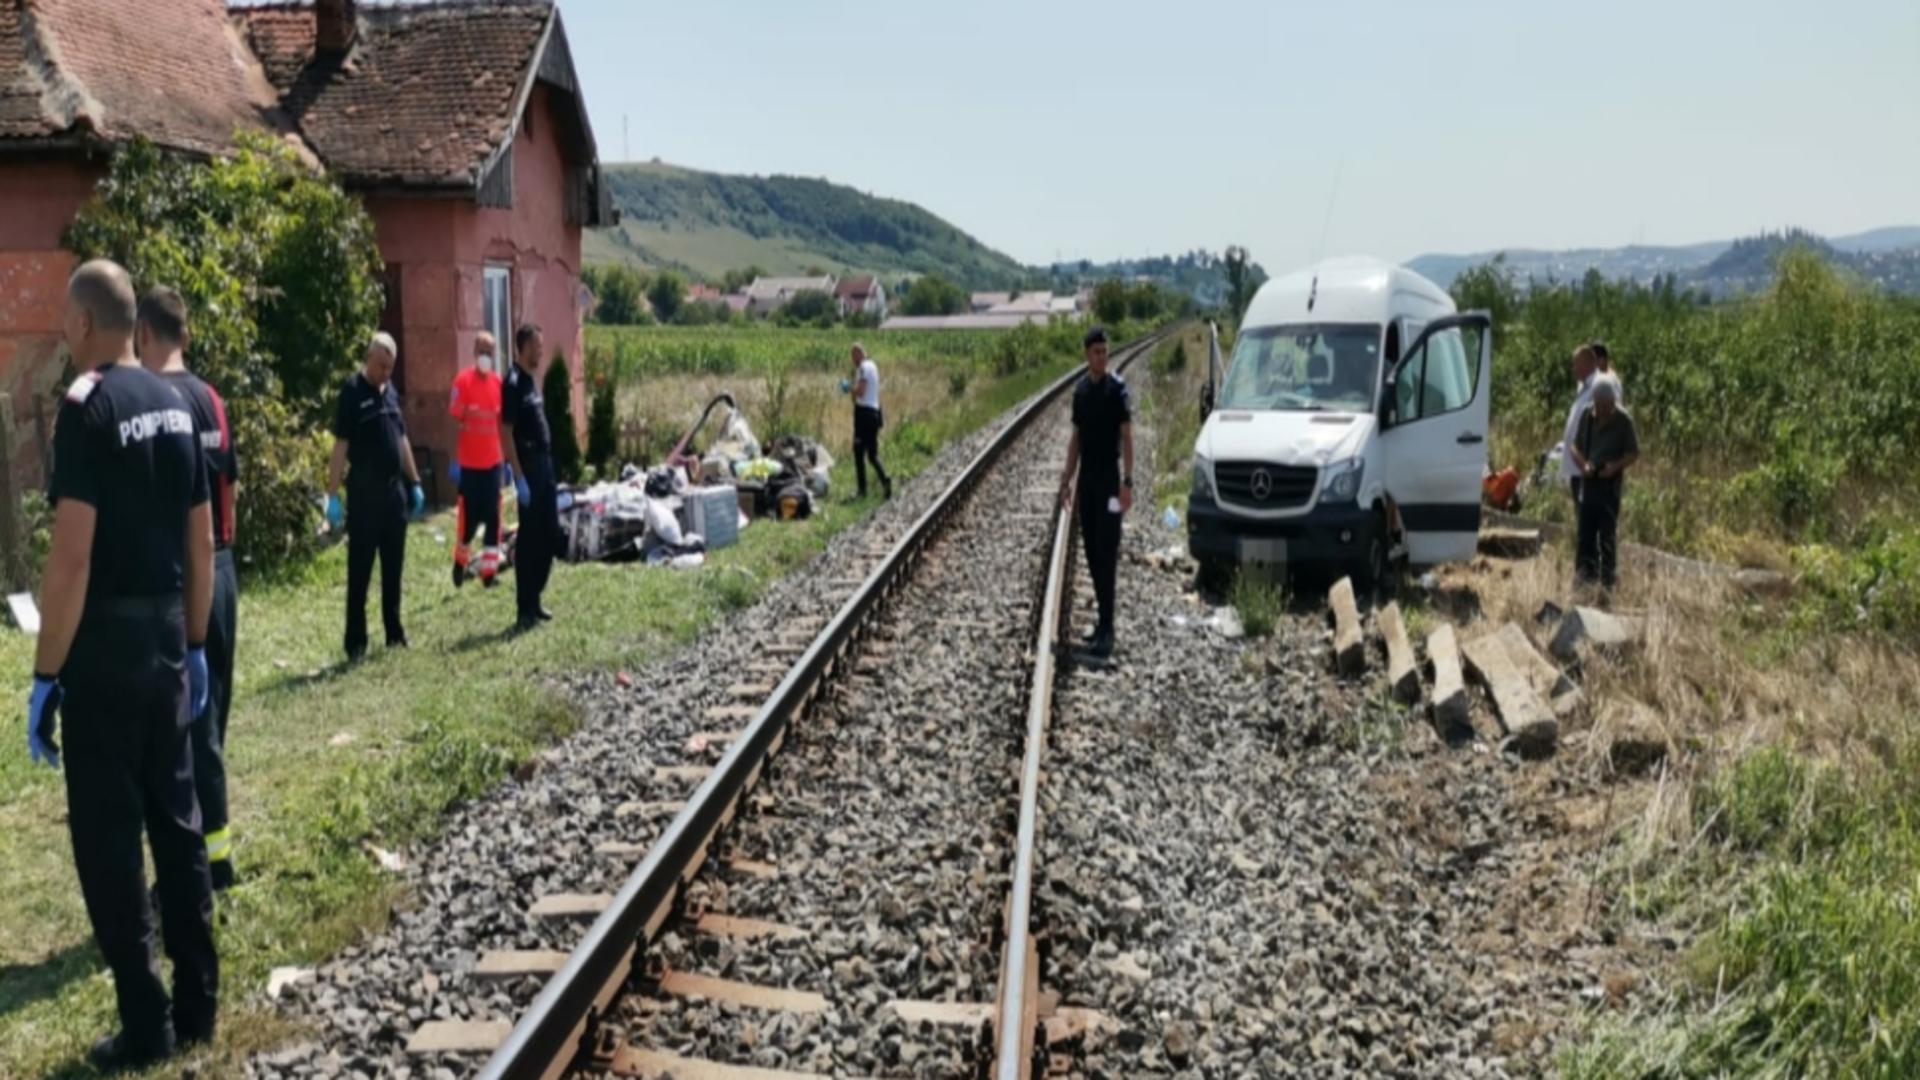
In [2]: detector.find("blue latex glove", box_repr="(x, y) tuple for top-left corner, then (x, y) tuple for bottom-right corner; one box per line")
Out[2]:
(515, 474), (531, 507)
(325, 493), (345, 531)
(499, 464), (513, 488)
(410, 484), (426, 518)
(448, 462), (462, 487)
(27, 675), (61, 768)
(839, 378), (852, 394)
(187, 647), (209, 721)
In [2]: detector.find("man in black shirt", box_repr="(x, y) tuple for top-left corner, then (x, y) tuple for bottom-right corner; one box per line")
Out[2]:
(30, 260), (218, 1071)
(1057, 326), (1134, 659)
(1568, 376), (1639, 591)
(327, 334), (424, 660)
(137, 287), (243, 891)
(502, 323), (558, 631)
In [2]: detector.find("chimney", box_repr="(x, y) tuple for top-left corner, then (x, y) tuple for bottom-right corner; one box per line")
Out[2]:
(315, 0), (357, 54)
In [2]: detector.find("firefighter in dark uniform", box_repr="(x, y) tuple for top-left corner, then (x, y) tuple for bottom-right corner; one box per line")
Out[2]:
(136, 287), (242, 890)
(325, 333), (425, 660)
(28, 260), (218, 1070)
(1056, 326), (1134, 659)
(501, 323), (558, 631)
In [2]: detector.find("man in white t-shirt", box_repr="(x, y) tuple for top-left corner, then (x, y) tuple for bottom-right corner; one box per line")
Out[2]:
(849, 343), (891, 499)
(1559, 343), (1599, 506)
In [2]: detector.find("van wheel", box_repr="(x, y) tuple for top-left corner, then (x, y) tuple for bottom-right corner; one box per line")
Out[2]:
(1349, 508), (1392, 601)
(1196, 556), (1233, 596)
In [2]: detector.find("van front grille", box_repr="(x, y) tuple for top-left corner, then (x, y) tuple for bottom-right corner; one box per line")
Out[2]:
(1215, 461), (1317, 510)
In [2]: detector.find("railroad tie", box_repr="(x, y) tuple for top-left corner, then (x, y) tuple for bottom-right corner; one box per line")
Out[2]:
(606, 1045), (826, 1079)
(403, 1019), (512, 1056)
(657, 970), (826, 1014)
(693, 913), (807, 942)
(471, 949), (570, 980)
(529, 893), (611, 920)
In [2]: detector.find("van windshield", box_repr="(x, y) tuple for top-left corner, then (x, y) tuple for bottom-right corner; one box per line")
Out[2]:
(1218, 323), (1381, 413)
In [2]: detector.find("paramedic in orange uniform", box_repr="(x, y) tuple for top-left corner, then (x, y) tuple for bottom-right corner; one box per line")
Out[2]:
(448, 332), (506, 587)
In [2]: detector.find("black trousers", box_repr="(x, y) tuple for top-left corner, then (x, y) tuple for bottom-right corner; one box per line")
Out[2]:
(345, 485), (408, 656)
(456, 464), (502, 569)
(1078, 487), (1123, 635)
(517, 453), (558, 620)
(62, 597), (218, 1050)
(1568, 475), (1583, 512)
(191, 549), (238, 875)
(853, 405), (889, 496)
(1576, 477), (1623, 588)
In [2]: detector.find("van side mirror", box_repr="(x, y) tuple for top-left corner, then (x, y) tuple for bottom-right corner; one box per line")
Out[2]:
(1200, 381), (1214, 422)
(1380, 374), (1396, 427)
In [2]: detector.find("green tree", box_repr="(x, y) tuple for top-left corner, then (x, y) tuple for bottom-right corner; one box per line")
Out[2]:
(720, 265), (766, 293)
(585, 369), (617, 471)
(648, 271), (686, 324)
(542, 355), (582, 483)
(584, 264), (648, 325)
(1126, 281), (1163, 320)
(64, 134), (383, 571)
(1224, 245), (1256, 323)
(1092, 280), (1130, 324)
(901, 274), (966, 316)
(779, 289), (837, 326)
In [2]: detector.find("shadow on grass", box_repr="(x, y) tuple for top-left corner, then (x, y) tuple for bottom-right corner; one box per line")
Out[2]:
(0, 943), (99, 1022)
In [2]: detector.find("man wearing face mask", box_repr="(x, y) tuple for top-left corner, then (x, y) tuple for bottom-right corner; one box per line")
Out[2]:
(448, 332), (506, 588)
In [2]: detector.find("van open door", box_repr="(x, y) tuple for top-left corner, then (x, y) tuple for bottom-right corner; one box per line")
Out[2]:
(1379, 312), (1491, 565)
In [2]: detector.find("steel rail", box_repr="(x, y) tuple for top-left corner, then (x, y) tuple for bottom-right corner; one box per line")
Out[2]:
(989, 329), (1161, 1079)
(477, 326), (1175, 1080)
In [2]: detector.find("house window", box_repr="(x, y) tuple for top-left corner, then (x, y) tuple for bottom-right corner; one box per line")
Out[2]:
(483, 265), (512, 364)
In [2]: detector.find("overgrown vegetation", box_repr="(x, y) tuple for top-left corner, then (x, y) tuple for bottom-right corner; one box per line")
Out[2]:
(64, 135), (383, 574)
(541, 354), (582, 483)
(1458, 248), (1920, 637)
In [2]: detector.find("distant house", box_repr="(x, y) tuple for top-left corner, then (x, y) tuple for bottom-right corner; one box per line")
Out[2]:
(970, 291), (1012, 313)
(985, 292), (1054, 316)
(720, 293), (751, 317)
(833, 276), (887, 320)
(746, 275), (837, 318)
(0, 0), (614, 490)
(684, 283), (723, 304)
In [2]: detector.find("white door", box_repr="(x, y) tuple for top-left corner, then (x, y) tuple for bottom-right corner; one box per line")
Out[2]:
(1379, 313), (1492, 564)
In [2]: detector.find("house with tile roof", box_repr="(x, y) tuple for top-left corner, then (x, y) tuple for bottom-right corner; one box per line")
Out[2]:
(744, 274), (836, 319)
(0, 0), (612, 492)
(832, 275), (886, 321)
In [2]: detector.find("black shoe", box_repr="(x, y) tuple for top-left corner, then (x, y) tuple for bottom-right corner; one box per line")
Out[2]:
(345, 645), (367, 663)
(89, 1032), (174, 1073)
(1088, 631), (1115, 660)
(514, 614), (542, 633)
(882, 479), (892, 501)
(387, 635), (409, 650)
(536, 607), (554, 622)
(452, 563), (466, 589)
(482, 573), (499, 589)
(210, 859), (236, 892)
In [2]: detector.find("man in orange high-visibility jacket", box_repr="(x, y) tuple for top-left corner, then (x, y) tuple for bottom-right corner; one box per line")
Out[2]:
(448, 332), (506, 587)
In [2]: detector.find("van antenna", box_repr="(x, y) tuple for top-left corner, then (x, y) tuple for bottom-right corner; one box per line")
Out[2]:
(1308, 157), (1344, 314)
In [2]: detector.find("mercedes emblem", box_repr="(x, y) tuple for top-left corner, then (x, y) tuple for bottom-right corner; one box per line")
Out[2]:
(1249, 468), (1273, 501)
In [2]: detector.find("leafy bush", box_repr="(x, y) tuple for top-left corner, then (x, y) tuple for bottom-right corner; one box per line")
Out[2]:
(64, 134), (382, 573)
(1092, 280), (1130, 324)
(647, 271), (686, 324)
(542, 355), (582, 482)
(947, 368), (971, 400)
(777, 289), (837, 327)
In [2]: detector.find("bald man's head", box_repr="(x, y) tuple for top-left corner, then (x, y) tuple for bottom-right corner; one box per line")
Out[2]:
(64, 259), (138, 366)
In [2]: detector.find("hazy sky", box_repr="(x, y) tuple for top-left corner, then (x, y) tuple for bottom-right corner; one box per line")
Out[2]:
(562, 0), (1918, 271)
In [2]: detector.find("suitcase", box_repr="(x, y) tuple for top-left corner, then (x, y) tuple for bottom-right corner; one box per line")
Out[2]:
(681, 485), (740, 549)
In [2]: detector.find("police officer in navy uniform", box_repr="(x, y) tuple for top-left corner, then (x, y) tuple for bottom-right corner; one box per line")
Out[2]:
(136, 287), (244, 891)
(1056, 326), (1134, 659)
(325, 333), (425, 660)
(28, 260), (219, 1070)
(501, 323), (558, 631)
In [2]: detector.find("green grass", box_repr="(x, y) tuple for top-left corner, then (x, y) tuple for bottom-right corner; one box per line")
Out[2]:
(1230, 571), (1285, 639)
(0, 354), (1079, 1078)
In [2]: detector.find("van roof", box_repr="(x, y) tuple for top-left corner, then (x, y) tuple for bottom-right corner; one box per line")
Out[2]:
(1242, 256), (1454, 329)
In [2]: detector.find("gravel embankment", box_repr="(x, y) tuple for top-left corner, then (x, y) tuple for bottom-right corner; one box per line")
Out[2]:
(1036, 363), (1541, 1078)
(249, 391), (1060, 1080)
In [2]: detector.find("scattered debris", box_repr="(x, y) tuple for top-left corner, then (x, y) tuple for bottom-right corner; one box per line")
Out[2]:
(1478, 527), (1543, 559)
(365, 843), (407, 873)
(268, 966), (315, 999)
(1378, 602), (1421, 705)
(1606, 707), (1671, 777)
(1203, 606), (1245, 640)
(1550, 605), (1641, 662)
(1426, 623), (1471, 729)
(1462, 626), (1558, 756)
(6, 592), (39, 633)
(328, 731), (356, 748)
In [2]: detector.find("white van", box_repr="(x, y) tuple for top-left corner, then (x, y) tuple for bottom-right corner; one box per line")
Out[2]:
(1187, 257), (1491, 590)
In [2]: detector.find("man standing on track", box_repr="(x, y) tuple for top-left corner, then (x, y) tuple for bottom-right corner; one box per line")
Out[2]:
(502, 323), (558, 631)
(326, 333), (424, 660)
(136, 287), (242, 892)
(1057, 326), (1134, 659)
(449, 332), (506, 589)
(849, 343), (891, 500)
(30, 260), (218, 1070)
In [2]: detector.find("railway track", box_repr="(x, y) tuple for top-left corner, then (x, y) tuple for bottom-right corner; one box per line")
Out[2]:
(445, 327), (1175, 1080)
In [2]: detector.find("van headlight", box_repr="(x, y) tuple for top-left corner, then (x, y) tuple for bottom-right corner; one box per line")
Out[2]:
(1321, 458), (1363, 503)
(1191, 455), (1215, 501)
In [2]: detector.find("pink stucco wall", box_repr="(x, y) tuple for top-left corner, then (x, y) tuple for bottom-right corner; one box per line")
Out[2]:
(368, 83), (587, 488)
(0, 159), (106, 484)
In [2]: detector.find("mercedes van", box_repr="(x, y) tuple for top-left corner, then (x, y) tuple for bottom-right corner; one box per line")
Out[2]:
(1187, 257), (1491, 590)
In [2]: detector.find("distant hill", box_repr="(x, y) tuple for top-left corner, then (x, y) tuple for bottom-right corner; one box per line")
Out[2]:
(587, 162), (1030, 288)
(1408, 226), (1920, 297)
(1041, 250), (1267, 309)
